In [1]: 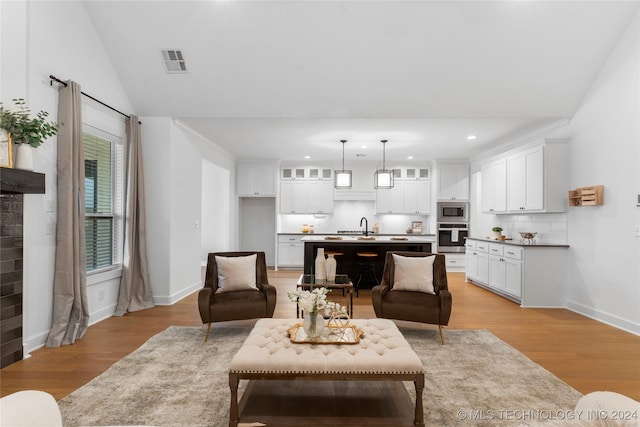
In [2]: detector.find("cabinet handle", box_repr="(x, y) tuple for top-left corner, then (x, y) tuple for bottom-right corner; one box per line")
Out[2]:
(506, 251), (515, 255)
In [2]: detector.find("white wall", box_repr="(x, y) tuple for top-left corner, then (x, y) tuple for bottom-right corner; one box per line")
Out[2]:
(141, 119), (236, 304)
(201, 159), (231, 262)
(168, 123), (203, 300)
(560, 10), (640, 334)
(1, 0), (134, 353)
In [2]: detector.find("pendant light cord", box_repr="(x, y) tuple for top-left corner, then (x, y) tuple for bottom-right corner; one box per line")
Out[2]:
(381, 139), (388, 170)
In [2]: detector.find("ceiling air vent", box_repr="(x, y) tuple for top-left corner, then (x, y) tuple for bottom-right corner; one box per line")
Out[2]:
(161, 49), (188, 73)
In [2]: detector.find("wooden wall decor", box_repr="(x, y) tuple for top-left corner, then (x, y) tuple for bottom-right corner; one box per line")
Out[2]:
(569, 185), (604, 206)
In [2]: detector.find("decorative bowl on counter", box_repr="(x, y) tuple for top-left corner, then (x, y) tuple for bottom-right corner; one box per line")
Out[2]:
(519, 231), (537, 244)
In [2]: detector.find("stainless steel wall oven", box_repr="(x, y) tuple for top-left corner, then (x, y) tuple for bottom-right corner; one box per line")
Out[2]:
(437, 223), (468, 253)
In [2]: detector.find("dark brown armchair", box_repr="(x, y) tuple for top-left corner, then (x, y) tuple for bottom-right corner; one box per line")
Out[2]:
(198, 251), (276, 341)
(372, 251), (452, 344)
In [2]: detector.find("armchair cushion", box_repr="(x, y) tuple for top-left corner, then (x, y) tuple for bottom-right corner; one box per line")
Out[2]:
(215, 254), (258, 293)
(391, 254), (436, 294)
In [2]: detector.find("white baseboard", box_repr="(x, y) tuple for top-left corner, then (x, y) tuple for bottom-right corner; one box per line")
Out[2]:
(565, 299), (640, 336)
(152, 281), (201, 305)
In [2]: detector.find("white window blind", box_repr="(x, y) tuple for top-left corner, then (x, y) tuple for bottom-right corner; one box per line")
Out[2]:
(83, 126), (124, 272)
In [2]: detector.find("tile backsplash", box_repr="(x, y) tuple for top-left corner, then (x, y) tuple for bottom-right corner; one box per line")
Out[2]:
(278, 200), (431, 234)
(490, 213), (568, 244)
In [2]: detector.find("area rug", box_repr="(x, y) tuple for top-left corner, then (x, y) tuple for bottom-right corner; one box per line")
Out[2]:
(58, 325), (582, 426)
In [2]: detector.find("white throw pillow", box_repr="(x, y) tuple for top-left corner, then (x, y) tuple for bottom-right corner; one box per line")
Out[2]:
(215, 254), (258, 293)
(391, 254), (436, 294)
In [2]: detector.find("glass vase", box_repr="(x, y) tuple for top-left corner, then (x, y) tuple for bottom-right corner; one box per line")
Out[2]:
(303, 310), (325, 338)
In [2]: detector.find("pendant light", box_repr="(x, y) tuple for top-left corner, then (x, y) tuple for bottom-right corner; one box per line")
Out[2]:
(374, 139), (394, 189)
(334, 139), (352, 189)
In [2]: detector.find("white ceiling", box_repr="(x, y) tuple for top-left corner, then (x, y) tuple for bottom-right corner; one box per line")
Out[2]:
(83, 0), (638, 162)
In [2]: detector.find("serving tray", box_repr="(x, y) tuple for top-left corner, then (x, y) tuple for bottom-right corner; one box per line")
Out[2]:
(288, 323), (363, 345)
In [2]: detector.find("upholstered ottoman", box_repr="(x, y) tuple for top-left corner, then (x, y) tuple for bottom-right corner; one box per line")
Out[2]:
(228, 318), (425, 426)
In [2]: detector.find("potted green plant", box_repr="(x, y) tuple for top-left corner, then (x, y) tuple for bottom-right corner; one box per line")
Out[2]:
(492, 226), (503, 238)
(0, 98), (61, 171)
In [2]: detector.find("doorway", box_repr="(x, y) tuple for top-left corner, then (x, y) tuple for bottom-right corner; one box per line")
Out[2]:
(239, 197), (276, 266)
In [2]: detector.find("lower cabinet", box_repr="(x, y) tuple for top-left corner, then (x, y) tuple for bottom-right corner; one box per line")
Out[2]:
(465, 238), (566, 307)
(443, 253), (465, 272)
(277, 235), (305, 268)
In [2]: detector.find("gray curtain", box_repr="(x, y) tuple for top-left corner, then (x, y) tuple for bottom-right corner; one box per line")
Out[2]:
(46, 81), (89, 347)
(114, 115), (154, 315)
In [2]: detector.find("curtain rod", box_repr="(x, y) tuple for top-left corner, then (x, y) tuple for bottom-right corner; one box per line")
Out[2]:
(49, 74), (141, 124)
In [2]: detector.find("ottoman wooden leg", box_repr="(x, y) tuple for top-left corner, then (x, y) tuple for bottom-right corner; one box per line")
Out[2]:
(414, 373), (425, 426)
(229, 373), (239, 427)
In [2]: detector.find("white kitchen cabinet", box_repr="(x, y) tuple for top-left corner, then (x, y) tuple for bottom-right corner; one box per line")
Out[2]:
(403, 180), (431, 214)
(375, 184), (404, 214)
(437, 163), (469, 201)
(280, 179), (333, 214)
(488, 243), (506, 291)
(507, 145), (544, 211)
(481, 158), (507, 213)
(488, 244), (523, 298)
(281, 167), (306, 180)
(306, 180), (334, 214)
(404, 167), (431, 180)
(465, 241), (478, 278)
(309, 168), (333, 180)
(465, 240), (488, 282)
(481, 140), (568, 214)
(504, 257), (523, 298)
(443, 253), (465, 271)
(277, 235), (304, 267)
(465, 238), (567, 307)
(280, 181), (307, 214)
(280, 165), (335, 214)
(375, 164), (432, 215)
(237, 162), (276, 196)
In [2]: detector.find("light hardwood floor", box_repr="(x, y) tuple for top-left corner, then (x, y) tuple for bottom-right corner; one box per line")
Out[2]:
(1, 270), (639, 402)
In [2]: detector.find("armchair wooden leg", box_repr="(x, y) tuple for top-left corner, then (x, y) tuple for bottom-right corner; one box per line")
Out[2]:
(204, 323), (212, 342)
(438, 325), (446, 345)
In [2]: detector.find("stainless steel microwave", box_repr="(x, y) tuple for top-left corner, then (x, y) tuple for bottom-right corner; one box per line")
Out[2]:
(437, 202), (468, 223)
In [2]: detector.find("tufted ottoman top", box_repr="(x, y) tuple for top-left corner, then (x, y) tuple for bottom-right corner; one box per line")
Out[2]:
(229, 318), (424, 375)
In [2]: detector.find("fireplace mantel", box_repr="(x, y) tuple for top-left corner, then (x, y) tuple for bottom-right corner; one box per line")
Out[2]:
(1, 167), (46, 368)
(1, 167), (46, 194)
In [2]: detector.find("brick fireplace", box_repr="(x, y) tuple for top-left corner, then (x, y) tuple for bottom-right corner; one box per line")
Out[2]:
(0, 168), (45, 368)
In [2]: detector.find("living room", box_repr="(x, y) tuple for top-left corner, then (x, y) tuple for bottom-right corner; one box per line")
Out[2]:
(1, 1), (639, 425)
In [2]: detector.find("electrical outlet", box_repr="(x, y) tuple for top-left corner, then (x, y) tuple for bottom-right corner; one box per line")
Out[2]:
(634, 225), (640, 237)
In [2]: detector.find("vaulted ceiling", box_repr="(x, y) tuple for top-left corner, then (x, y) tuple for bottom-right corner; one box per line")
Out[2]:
(83, 0), (638, 162)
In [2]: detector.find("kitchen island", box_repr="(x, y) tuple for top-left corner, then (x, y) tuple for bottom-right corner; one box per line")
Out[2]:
(301, 235), (434, 291)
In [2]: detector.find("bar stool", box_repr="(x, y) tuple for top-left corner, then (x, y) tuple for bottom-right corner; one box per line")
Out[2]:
(355, 252), (379, 296)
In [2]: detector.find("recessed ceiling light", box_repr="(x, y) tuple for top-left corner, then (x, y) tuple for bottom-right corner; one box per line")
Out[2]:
(304, 155), (311, 159)
(407, 155), (414, 160)
(467, 135), (477, 140)
(360, 145), (368, 149)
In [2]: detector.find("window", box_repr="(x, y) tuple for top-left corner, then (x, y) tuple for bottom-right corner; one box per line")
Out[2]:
(83, 126), (124, 272)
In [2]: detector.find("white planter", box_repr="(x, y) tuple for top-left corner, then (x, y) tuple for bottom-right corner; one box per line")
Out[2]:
(14, 144), (34, 171)
(325, 254), (337, 282)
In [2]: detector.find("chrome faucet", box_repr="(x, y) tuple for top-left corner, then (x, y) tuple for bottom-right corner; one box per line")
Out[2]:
(360, 217), (369, 237)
